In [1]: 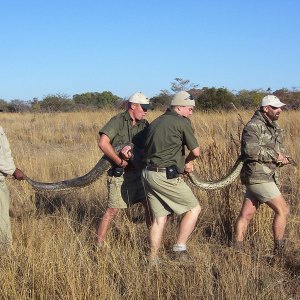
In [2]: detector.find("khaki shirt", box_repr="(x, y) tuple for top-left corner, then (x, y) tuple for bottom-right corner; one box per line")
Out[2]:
(240, 110), (285, 185)
(145, 109), (199, 173)
(99, 111), (149, 170)
(99, 111), (149, 148)
(0, 126), (16, 181)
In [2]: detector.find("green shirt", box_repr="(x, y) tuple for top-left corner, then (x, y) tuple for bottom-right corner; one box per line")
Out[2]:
(99, 111), (149, 148)
(145, 109), (199, 173)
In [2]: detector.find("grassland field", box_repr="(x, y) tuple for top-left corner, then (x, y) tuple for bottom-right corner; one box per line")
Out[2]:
(0, 109), (299, 299)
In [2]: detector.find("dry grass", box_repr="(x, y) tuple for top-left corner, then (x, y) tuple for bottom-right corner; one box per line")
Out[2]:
(1, 109), (299, 299)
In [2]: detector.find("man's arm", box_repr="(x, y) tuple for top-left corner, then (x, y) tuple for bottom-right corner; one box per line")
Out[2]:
(184, 147), (200, 173)
(98, 134), (128, 168)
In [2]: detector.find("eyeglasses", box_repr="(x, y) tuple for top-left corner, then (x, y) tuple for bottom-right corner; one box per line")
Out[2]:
(269, 105), (280, 110)
(141, 107), (148, 112)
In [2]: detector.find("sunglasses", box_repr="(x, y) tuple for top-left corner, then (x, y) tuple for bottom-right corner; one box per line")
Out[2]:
(269, 105), (280, 110)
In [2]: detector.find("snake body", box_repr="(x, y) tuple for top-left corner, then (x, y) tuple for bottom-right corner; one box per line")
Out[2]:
(188, 157), (244, 190)
(25, 143), (296, 192)
(25, 156), (111, 191)
(24, 144), (125, 191)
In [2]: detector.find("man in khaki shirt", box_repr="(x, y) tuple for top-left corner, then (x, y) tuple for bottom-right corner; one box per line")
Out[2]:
(143, 91), (201, 262)
(0, 126), (25, 247)
(96, 92), (152, 246)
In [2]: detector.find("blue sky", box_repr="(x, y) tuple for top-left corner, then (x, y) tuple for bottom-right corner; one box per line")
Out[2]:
(1, 0), (299, 101)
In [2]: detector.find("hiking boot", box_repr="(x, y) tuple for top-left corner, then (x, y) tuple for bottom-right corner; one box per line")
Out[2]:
(147, 256), (160, 268)
(172, 250), (194, 264)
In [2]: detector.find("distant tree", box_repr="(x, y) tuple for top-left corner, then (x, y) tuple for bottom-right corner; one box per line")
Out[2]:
(170, 78), (199, 93)
(235, 90), (265, 109)
(39, 94), (74, 112)
(152, 78), (199, 110)
(30, 97), (41, 112)
(196, 87), (235, 110)
(7, 99), (31, 112)
(73, 91), (120, 109)
(150, 91), (172, 110)
(0, 99), (9, 112)
(274, 88), (300, 109)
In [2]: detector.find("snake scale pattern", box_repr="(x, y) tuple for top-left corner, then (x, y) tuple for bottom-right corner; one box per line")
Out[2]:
(24, 144), (296, 192)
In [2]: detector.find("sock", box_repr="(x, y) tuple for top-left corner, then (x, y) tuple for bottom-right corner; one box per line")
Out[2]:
(173, 244), (187, 252)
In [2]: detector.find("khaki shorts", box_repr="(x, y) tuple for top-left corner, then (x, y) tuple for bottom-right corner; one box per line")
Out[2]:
(142, 169), (199, 218)
(107, 171), (146, 209)
(245, 182), (281, 203)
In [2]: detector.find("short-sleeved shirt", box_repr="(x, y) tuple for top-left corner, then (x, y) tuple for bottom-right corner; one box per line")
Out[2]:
(145, 109), (199, 173)
(99, 111), (149, 207)
(99, 111), (149, 149)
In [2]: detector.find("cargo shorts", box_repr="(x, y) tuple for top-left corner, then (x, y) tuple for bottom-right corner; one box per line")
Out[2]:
(245, 182), (281, 203)
(142, 169), (199, 218)
(107, 170), (146, 208)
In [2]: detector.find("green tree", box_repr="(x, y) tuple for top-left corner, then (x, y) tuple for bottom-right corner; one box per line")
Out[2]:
(40, 94), (74, 112)
(0, 99), (9, 112)
(196, 87), (235, 110)
(235, 90), (265, 109)
(73, 91), (120, 109)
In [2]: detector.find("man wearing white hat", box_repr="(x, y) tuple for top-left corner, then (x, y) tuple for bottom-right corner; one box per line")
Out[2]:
(96, 92), (152, 246)
(235, 95), (291, 255)
(142, 91), (201, 262)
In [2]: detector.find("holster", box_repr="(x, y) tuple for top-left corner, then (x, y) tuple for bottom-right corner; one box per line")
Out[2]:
(166, 165), (180, 179)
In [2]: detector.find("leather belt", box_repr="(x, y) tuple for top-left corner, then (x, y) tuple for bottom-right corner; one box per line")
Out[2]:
(145, 166), (166, 172)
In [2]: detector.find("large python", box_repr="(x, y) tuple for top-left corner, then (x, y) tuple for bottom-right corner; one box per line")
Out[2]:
(24, 144), (297, 192)
(24, 144), (125, 192)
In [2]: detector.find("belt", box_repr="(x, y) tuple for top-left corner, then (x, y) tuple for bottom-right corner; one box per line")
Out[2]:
(145, 166), (166, 172)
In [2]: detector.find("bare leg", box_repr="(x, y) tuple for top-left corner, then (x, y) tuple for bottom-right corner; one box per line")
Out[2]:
(96, 208), (120, 244)
(266, 195), (289, 242)
(149, 216), (167, 258)
(235, 198), (259, 242)
(176, 204), (201, 245)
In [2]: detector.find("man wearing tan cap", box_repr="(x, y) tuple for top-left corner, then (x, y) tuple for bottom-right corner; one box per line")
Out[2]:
(142, 91), (201, 262)
(0, 126), (25, 248)
(96, 92), (152, 246)
(235, 95), (291, 256)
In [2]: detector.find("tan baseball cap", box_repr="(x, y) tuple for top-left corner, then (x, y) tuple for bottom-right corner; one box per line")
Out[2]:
(128, 92), (151, 110)
(170, 91), (195, 106)
(261, 95), (286, 108)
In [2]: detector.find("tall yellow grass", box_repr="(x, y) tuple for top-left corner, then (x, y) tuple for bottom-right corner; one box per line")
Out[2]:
(1, 109), (299, 299)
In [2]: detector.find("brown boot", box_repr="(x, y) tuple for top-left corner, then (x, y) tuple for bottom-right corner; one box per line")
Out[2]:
(274, 240), (285, 257)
